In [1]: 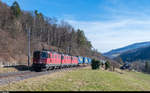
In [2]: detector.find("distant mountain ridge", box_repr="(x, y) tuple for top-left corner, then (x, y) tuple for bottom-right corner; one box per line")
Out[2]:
(103, 41), (150, 58)
(119, 46), (150, 62)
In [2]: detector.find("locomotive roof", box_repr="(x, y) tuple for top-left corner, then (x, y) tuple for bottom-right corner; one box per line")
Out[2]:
(41, 50), (59, 54)
(42, 50), (71, 56)
(35, 50), (79, 57)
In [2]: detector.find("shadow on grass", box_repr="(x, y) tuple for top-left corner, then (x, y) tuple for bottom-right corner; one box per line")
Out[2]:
(3, 65), (31, 71)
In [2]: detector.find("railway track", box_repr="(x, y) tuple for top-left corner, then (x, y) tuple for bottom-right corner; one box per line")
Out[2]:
(0, 65), (88, 86)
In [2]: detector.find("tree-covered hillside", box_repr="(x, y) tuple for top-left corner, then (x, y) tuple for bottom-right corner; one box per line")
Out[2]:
(0, 1), (109, 65)
(119, 46), (150, 62)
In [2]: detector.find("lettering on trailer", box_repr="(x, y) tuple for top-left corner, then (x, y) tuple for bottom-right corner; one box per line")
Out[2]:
(85, 58), (88, 62)
(80, 57), (83, 61)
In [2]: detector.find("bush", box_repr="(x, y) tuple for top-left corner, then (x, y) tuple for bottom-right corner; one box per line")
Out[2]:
(105, 61), (110, 70)
(91, 59), (100, 70)
(145, 61), (150, 73)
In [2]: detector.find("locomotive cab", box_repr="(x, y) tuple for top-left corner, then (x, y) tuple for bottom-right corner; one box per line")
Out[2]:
(32, 51), (49, 71)
(33, 51), (41, 64)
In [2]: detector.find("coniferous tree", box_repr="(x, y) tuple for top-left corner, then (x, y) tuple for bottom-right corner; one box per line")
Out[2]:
(11, 1), (21, 18)
(76, 29), (87, 47)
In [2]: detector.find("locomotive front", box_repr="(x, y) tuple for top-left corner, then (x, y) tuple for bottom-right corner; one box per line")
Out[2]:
(32, 51), (49, 71)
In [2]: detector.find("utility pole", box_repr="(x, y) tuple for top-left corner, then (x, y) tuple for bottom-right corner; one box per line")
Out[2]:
(68, 47), (69, 55)
(28, 27), (31, 70)
(68, 45), (71, 55)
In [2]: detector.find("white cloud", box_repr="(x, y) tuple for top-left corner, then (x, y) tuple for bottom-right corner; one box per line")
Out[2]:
(66, 19), (150, 53)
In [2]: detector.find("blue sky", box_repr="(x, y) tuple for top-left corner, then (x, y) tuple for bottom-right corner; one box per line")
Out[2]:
(2, 0), (150, 53)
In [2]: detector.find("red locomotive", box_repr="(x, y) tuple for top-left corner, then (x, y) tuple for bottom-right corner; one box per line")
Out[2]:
(32, 50), (78, 71)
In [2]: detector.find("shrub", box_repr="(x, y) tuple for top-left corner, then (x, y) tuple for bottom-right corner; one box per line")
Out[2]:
(101, 62), (104, 68)
(91, 59), (100, 70)
(105, 60), (111, 70)
(145, 61), (150, 73)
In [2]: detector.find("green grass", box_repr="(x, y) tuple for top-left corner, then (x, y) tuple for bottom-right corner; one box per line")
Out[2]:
(0, 67), (150, 91)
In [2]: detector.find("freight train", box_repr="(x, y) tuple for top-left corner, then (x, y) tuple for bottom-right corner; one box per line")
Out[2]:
(32, 49), (92, 71)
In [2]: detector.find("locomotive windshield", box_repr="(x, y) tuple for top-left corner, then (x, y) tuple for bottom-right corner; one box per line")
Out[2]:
(40, 52), (48, 58)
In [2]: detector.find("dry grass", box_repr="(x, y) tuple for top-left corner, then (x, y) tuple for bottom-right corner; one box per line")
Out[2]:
(0, 67), (18, 73)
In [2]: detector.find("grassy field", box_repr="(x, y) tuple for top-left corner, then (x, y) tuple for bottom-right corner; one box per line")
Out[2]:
(0, 67), (150, 91)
